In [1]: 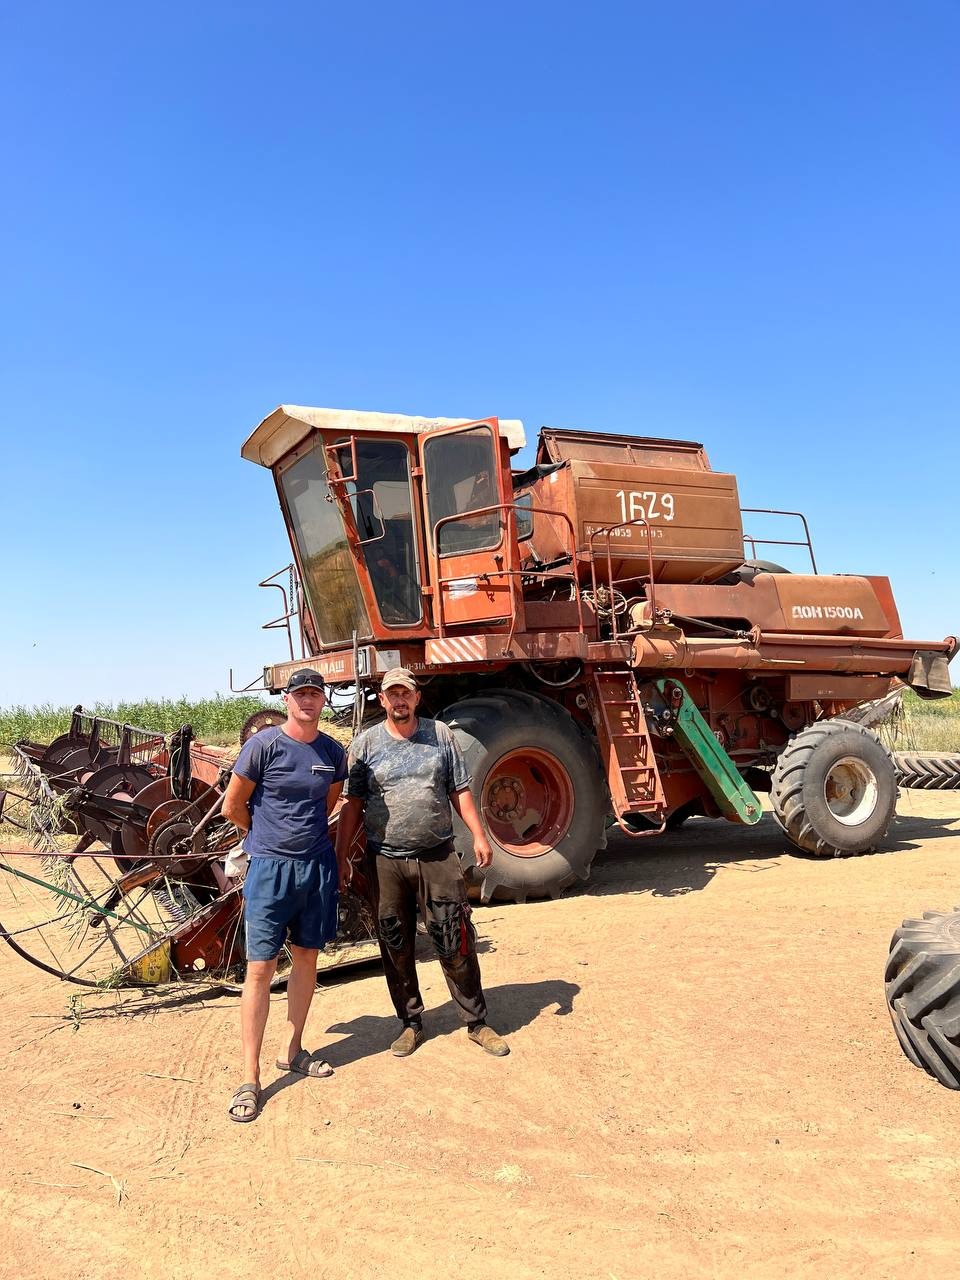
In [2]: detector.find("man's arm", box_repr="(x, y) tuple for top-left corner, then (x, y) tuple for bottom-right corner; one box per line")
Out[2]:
(326, 781), (344, 817)
(450, 788), (492, 868)
(334, 796), (365, 888)
(222, 772), (256, 834)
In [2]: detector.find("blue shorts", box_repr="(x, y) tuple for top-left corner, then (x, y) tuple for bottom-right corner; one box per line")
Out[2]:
(242, 852), (339, 961)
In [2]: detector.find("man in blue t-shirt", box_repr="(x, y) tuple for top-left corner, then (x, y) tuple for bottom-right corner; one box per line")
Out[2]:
(222, 668), (347, 1123)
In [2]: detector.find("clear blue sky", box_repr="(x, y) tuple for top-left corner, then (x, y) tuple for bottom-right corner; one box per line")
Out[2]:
(2, 2), (957, 709)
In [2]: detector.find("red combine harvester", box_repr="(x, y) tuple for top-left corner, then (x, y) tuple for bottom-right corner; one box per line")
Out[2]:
(240, 407), (954, 901)
(2, 406), (954, 988)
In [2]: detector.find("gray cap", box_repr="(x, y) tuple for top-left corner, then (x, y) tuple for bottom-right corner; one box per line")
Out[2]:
(380, 666), (418, 691)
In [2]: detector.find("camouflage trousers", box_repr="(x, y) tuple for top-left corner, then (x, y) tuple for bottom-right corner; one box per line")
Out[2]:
(368, 847), (487, 1026)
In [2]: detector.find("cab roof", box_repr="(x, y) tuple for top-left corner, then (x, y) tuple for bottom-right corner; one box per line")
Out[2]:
(242, 405), (526, 468)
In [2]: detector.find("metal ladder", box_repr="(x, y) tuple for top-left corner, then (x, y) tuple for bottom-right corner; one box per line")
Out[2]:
(587, 669), (666, 834)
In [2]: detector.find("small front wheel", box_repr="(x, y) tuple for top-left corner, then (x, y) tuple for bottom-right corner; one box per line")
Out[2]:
(770, 720), (897, 857)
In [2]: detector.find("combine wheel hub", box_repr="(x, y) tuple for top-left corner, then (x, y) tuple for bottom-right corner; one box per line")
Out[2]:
(823, 756), (879, 826)
(487, 776), (526, 823)
(482, 748), (575, 857)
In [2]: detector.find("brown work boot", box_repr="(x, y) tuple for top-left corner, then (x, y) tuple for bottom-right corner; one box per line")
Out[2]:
(467, 1023), (510, 1057)
(391, 1024), (424, 1057)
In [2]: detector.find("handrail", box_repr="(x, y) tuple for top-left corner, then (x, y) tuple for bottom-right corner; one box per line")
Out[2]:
(587, 517), (657, 641)
(229, 563), (305, 692)
(432, 502), (582, 639)
(740, 507), (818, 573)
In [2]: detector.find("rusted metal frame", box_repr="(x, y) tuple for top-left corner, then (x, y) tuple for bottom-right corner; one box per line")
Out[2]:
(740, 507), (818, 573)
(587, 517), (656, 641)
(621, 631), (951, 675)
(615, 815), (667, 839)
(432, 500), (511, 639)
(231, 563), (305, 686)
(756, 632), (955, 653)
(432, 503), (582, 640)
(258, 563), (298, 662)
(324, 435), (358, 486)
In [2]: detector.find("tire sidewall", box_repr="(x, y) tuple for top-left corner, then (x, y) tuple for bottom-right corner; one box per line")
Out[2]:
(790, 726), (897, 852)
(442, 698), (607, 894)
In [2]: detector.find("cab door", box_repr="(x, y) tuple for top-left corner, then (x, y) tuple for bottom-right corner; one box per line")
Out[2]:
(419, 419), (523, 632)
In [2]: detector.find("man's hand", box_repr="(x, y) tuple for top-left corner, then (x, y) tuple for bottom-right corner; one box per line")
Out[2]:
(338, 855), (357, 892)
(451, 789), (493, 869)
(473, 834), (493, 868)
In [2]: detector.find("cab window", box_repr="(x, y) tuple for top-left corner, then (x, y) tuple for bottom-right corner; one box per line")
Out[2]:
(422, 426), (502, 556)
(335, 439), (423, 627)
(278, 443), (371, 644)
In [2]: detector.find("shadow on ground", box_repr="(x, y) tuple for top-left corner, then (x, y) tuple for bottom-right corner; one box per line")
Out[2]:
(319, 977), (580, 1070)
(572, 808), (960, 900)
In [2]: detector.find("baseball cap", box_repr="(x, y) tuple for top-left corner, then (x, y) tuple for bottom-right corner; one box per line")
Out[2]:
(380, 666), (418, 691)
(285, 668), (326, 692)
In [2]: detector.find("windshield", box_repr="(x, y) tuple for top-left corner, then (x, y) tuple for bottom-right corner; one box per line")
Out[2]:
(335, 439), (423, 626)
(278, 443), (370, 645)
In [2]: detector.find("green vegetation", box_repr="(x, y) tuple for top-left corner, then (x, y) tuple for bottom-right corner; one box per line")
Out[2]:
(893, 688), (960, 754)
(0, 695), (284, 749)
(0, 687), (956, 755)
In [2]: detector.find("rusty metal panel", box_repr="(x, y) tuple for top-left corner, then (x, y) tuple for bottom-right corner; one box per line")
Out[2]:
(770, 575), (892, 637)
(537, 428), (711, 470)
(784, 674), (893, 703)
(525, 461), (743, 584)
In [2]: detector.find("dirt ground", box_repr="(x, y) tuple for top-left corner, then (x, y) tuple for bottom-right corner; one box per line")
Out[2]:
(2, 791), (960, 1280)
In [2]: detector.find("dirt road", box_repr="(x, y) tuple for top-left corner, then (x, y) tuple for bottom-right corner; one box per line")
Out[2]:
(2, 791), (959, 1280)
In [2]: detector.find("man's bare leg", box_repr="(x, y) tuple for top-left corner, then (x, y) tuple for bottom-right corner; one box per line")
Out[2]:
(281, 944), (320, 1065)
(234, 957), (278, 1117)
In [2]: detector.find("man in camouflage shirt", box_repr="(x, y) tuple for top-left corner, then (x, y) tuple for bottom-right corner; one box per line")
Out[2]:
(336, 668), (509, 1057)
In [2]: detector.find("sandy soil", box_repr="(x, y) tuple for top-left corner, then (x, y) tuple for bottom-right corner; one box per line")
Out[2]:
(2, 790), (959, 1280)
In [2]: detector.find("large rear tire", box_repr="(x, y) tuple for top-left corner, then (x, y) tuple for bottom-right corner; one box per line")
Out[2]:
(893, 753), (960, 790)
(770, 720), (897, 857)
(440, 691), (608, 903)
(885, 908), (960, 1089)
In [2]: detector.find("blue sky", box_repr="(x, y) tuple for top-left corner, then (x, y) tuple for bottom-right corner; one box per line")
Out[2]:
(2, 2), (957, 708)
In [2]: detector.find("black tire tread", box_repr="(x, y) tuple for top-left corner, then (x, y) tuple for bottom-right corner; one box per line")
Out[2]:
(885, 908), (960, 1089)
(439, 691), (606, 904)
(770, 719), (897, 858)
(893, 753), (960, 790)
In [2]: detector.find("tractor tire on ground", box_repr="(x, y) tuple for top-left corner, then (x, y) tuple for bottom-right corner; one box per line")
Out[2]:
(770, 720), (897, 857)
(893, 753), (960, 790)
(885, 908), (960, 1090)
(440, 691), (608, 903)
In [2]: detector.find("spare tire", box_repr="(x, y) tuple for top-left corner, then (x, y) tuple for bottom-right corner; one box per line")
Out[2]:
(893, 753), (960, 790)
(770, 720), (897, 856)
(885, 908), (960, 1090)
(719, 559), (791, 585)
(440, 691), (608, 903)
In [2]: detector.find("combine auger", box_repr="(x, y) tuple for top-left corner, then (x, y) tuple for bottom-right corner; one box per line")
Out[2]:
(0, 709), (376, 989)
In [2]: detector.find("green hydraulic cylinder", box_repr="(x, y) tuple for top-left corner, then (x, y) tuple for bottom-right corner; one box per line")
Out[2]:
(653, 678), (762, 825)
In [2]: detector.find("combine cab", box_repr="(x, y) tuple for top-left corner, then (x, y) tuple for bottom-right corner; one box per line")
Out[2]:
(239, 405), (956, 903)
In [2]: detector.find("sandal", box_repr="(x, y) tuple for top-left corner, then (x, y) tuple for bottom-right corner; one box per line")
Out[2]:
(276, 1048), (334, 1078)
(228, 1082), (261, 1123)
